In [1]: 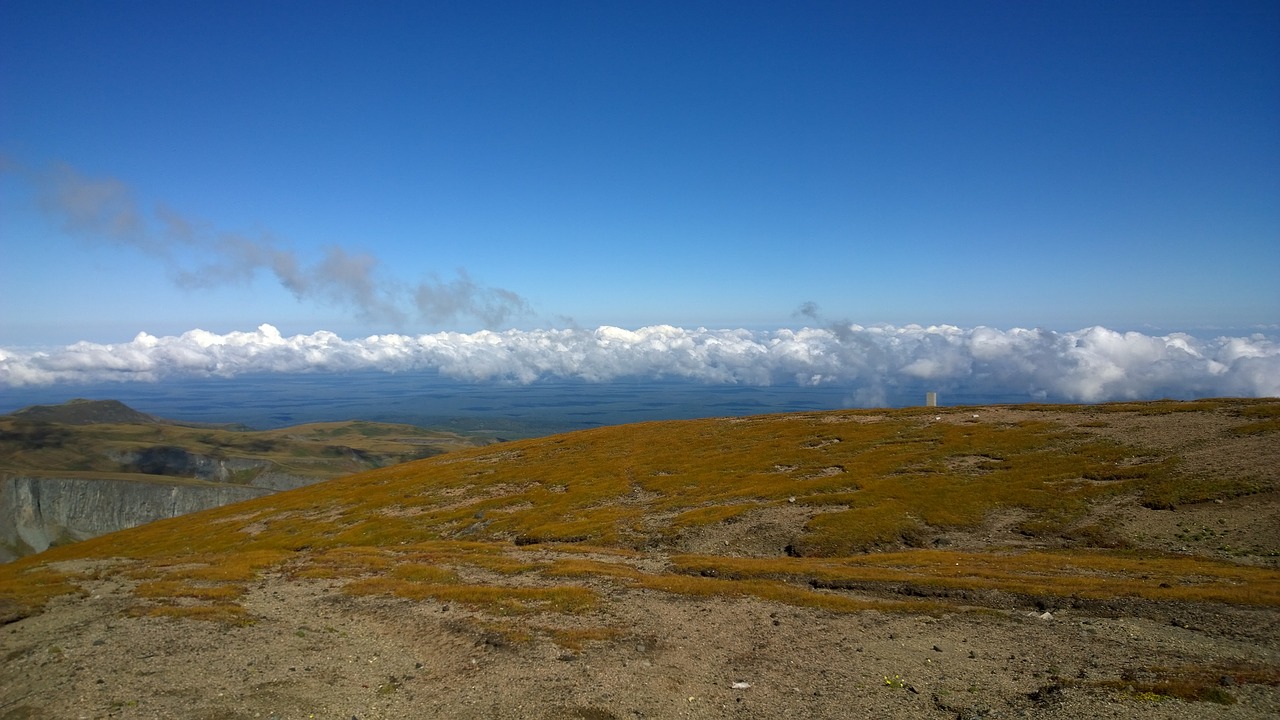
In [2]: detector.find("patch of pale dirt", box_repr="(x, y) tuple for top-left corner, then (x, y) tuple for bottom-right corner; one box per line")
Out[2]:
(1069, 411), (1278, 483)
(943, 455), (1000, 474)
(3, 561), (1279, 720)
(918, 404), (1280, 563)
(925, 507), (1049, 552)
(820, 413), (888, 424)
(1112, 491), (1280, 564)
(675, 503), (841, 558)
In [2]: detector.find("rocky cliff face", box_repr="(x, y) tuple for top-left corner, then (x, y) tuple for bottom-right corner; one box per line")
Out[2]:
(0, 399), (484, 562)
(105, 447), (277, 484)
(0, 476), (272, 562)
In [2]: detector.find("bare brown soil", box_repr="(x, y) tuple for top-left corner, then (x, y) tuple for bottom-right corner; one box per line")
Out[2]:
(2, 402), (1278, 719)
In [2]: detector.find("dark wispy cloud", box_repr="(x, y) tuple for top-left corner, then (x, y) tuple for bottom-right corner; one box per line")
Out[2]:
(416, 269), (531, 327)
(3, 323), (1276, 405)
(39, 162), (149, 248)
(25, 161), (530, 327)
(794, 301), (859, 343)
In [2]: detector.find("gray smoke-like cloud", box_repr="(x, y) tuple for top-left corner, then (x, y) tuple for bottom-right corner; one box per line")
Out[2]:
(416, 269), (531, 327)
(2, 323), (1277, 405)
(29, 162), (530, 327)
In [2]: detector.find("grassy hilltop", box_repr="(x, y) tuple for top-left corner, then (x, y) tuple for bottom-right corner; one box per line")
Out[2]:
(2, 399), (1278, 718)
(0, 398), (487, 485)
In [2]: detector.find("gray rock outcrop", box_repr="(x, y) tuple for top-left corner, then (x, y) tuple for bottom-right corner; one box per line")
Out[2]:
(0, 475), (272, 562)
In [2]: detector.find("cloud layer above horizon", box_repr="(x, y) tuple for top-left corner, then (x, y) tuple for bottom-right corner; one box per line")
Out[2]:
(2, 324), (1276, 405)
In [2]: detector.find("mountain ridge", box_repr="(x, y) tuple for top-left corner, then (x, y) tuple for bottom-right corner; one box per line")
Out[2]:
(10, 398), (162, 426)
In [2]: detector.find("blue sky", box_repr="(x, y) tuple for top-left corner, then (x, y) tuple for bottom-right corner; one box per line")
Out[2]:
(2, 0), (1278, 349)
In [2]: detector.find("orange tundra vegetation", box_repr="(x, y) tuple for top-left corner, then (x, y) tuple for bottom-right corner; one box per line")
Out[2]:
(1, 399), (1277, 629)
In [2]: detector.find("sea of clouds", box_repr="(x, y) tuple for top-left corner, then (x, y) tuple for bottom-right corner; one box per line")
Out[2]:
(8, 163), (1275, 405)
(2, 324), (1277, 405)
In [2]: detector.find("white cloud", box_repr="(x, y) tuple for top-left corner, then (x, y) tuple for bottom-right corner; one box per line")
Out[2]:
(2, 323), (1277, 404)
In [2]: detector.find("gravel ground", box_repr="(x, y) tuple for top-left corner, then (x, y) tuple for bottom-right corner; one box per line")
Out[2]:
(3, 556), (1278, 720)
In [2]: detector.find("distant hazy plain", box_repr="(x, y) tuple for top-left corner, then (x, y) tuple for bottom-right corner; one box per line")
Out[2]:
(0, 373), (1034, 438)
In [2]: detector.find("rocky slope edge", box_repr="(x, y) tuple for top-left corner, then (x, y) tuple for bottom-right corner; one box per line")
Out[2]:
(0, 399), (488, 560)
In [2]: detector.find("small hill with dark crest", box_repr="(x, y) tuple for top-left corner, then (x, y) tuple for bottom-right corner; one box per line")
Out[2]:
(10, 398), (160, 425)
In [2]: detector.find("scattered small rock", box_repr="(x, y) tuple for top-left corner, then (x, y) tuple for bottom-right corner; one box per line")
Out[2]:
(1028, 683), (1064, 706)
